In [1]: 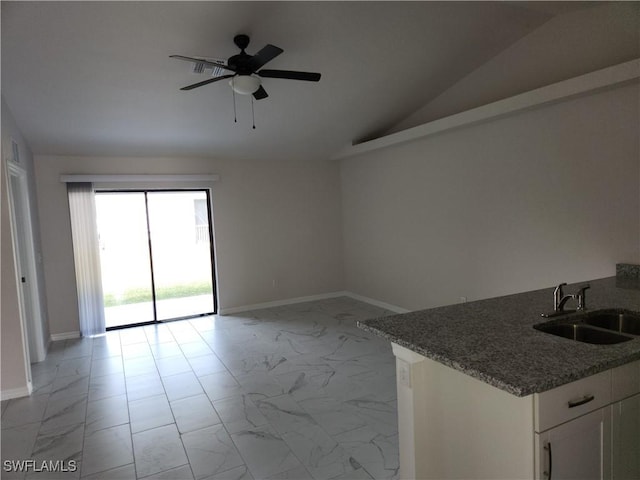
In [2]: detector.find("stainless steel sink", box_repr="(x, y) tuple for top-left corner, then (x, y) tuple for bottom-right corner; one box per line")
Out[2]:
(534, 322), (632, 345)
(581, 310), (640, 336)
(534, 309), (639, 345)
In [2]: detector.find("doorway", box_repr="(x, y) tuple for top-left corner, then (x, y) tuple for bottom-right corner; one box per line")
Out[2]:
(95, 189), (217, 329)
(5, 160), (47, 366)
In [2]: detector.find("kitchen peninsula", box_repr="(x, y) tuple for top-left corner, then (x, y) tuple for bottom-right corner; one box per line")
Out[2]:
(359, 269), (640, 479)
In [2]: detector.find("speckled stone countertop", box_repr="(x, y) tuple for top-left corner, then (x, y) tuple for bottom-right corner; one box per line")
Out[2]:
(358, 276), (640, 397)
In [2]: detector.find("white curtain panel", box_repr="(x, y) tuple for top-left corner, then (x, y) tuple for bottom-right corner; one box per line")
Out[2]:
(67, 182), (106, 337)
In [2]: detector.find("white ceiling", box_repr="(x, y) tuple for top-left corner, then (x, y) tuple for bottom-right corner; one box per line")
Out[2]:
(1, 1), (588, 161)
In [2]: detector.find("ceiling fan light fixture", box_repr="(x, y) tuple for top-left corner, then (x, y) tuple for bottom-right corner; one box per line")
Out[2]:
(230, 75), (261, 95)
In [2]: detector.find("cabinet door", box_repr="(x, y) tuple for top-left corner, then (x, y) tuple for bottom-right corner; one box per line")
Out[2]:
(536, 407), (611, 480)
(612, 394), (640, 479)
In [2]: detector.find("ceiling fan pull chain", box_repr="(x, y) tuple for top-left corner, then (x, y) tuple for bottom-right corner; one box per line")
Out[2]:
(232, 79), (238, 123)
(251, 97), (256, 130)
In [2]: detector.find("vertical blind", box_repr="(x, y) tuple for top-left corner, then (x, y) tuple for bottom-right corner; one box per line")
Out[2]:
(67, 182), (106, 337)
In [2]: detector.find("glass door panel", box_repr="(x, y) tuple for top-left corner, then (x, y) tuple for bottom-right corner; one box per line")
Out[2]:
(96, 192), (155, 328)
(146, 191), (215, 321)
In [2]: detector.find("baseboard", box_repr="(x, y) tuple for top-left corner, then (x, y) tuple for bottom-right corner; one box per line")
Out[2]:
(50, 331), (81, 342)
(219, 291), (409, 315)
(342, 292), (410, 314)
(219, 292), (347, 315)
(1, 383), (33, 401)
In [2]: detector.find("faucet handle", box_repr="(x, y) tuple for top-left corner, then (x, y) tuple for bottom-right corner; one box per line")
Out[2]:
(576, 284), (591, 310)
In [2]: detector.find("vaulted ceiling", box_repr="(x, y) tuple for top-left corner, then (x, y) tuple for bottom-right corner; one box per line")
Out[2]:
(1, 2), (590, 161)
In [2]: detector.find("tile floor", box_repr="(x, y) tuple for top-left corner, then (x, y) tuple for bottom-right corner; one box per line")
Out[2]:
(1, 297), (399, 480)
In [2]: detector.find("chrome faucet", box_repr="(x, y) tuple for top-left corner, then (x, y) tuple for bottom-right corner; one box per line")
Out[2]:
(553, 282), (568, 311)
(543, 283), (591, 317)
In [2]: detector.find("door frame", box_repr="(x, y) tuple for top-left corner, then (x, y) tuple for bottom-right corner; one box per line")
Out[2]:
(95, 188), (218, 330)
(5, 160), (47, 365)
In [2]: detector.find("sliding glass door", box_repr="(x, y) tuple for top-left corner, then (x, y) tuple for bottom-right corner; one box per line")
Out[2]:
(146, 192), (216, 321)
(95, 190), (216, 329)
(96, 192), (155, 327)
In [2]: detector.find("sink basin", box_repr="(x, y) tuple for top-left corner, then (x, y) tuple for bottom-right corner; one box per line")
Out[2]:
(581, 310), (640, 336)
(534, 323), (633, 345)
(535, 308), (640, 344)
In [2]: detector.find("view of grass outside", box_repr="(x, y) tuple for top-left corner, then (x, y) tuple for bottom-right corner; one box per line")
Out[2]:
(103, 281), (213, 307)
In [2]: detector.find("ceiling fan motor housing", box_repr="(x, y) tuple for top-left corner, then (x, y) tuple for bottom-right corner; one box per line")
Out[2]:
(233, 34), (250, 51)
(227, 53), (252, 74)
(228, 34), (253, 74)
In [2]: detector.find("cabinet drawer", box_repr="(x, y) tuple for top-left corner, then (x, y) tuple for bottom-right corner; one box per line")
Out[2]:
(535, 370), (611, 432)
(612, 360), (640, 402)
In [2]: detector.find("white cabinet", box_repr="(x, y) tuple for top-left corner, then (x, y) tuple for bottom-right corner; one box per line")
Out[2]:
(534, 371), (613, 480)
(611, 360), (640, 480)
(535, 407), (611, 480)
(612, 394), (640, 479)
(533, 362), (640, 480)
(392, 344), (640, 480)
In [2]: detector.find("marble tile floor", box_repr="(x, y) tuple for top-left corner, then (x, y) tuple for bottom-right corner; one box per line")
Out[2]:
(1, 297), (399, 480)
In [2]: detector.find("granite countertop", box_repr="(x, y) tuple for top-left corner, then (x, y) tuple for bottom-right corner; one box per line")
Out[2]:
(358, 276), (640, 397)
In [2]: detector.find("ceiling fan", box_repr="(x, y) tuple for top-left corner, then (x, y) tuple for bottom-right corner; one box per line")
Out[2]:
(170, 34), (321, 100)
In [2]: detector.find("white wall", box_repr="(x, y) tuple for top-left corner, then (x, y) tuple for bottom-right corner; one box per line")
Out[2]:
(340, 83), (640, 311)
(1, 97), (49, 395)
(389, 2), (639, 134)
(34, 155), (344, 336)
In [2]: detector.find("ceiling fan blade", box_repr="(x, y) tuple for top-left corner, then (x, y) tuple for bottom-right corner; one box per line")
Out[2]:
(247, 44), (283, 71)
(253, 85), (269, 100)
(170, 55), (236, 72)
(257, 69), (321, 82)
(180, 74), (235, 91)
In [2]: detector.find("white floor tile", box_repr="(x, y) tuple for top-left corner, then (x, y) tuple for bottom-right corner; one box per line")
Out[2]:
(88, 373), (127, 402)
(264, 464), (313, 480)
(170, 394), (221, 434)
(40, 394), (87, 433)
(128, 395), (174, 434)
(49, 375), (90, 402)
(84, 394), (129, 435)
(199, 371), (244, 402)
(155, 355), (192, 378)
(182, 424), (244, 480)
(56, 358), (91, 378)
(90, 356), (124, 378)
(1, 422), (41, 479)
(31, 422), (84, 465)
(149, 342), (183, 360)
(254, 395), (317, 435)
(187, 354), (227, 377)
(81, 424), (133, 477)
(1, 394), (49, 428)
(139, 464), (194, 480)
(125, 373), (164, 401)
(230, 425), (301, 479)
(132, 424), (188, 478)
(204, 464), (253, 480)
(213, 395), (268, 435)
(80, 463), (135, 479)
(161, 371), (203, 401)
